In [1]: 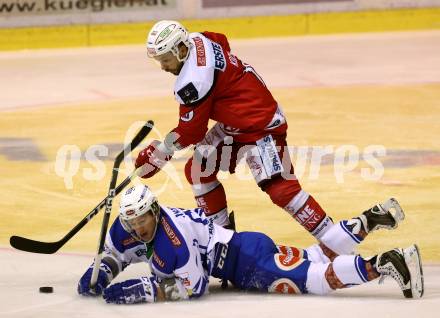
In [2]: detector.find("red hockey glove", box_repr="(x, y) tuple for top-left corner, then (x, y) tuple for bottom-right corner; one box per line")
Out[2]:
(135, 140), (172, 179)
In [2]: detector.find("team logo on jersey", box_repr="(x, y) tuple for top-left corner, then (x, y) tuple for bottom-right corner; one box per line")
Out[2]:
(211, 42), (226, 71)
(193, 37), (206, 66)
(274, 246), (304, 271)
(268, 278), (301, 294)
(180, 110), (194, 122)
(177, 82), (199, 105)
(161, 217), (182, 246)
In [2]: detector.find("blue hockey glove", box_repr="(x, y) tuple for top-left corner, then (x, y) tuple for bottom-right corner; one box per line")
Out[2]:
(103, 276), (158, 304)
(77, 260), (114, 296)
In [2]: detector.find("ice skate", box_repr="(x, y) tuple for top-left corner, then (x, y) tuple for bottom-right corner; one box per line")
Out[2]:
(359, 198), (405, 233)
(376, 244), (424, 298)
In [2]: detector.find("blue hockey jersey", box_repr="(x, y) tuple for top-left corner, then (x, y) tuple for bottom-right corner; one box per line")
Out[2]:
(103, 205), (233, 298)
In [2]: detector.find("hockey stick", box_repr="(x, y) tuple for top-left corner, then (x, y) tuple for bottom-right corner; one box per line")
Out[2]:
(89, 120), (156, 289)
(9, 120), (154, 254)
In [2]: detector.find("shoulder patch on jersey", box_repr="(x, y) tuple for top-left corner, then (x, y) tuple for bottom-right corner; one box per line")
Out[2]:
(160, 217), (182, 246)
(177, 82), (199, 105)
(193, 36), (206, 66)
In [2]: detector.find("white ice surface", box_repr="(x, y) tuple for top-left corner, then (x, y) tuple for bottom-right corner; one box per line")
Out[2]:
(0, 248), (438, 318)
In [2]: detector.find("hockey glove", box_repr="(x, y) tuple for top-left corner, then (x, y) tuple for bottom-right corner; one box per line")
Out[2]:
(103, 276), (158, 304)
(135, 140), (172, 178)
(77, 260), (113, 296)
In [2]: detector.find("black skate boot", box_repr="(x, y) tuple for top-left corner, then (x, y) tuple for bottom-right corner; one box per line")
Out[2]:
(376, 244), (424, 298)
(359, 198), (405, 233)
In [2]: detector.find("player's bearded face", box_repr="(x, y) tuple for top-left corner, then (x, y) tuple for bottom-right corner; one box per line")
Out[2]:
(154, 52), (184, 76)
(127, 212), (157, 242)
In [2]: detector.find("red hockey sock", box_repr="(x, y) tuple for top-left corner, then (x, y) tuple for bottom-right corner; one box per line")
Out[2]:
(284, 191), (333, 239)
(195, 183), (227, 216)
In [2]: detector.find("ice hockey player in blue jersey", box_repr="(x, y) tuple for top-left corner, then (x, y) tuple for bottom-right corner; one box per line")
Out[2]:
(77, 184), (424, 303)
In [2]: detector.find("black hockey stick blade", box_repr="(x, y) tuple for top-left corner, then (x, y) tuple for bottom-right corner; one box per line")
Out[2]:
(10, 236), (65, 254)
(9, 120), (154, 254)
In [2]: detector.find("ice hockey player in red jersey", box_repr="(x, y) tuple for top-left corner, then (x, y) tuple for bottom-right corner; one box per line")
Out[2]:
(135, 20), (405, 260)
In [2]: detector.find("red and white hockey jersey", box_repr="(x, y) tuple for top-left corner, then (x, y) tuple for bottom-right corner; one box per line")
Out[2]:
(171, 31), (287, 149)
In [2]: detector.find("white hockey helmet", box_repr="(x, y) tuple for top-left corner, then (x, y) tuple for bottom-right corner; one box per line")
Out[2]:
(119, 184), (160, 243)
(146, 20), (190, 62)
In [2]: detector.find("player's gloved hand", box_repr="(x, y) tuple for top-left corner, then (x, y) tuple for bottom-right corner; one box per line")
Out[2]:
(159, 277), (189, 301)
(135, 140), (173, 178)
(103, 276), (158, 304)
(77, 260), (114, 296)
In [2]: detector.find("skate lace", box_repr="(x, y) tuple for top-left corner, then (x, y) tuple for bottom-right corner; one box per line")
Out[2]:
(378, 259), (408, 290)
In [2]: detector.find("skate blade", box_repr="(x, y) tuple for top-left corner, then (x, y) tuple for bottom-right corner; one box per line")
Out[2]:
(382, 198), (405, 225)
(403, 244), (424, 298)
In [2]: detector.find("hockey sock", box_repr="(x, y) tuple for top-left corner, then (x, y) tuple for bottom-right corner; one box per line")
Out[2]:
(364, 255), (380, 281)
(192, 180), (229, 226)
(305, 256), (369, 295)
(284, 190), (333, 239)
(306, 262), (333, 295)
(319, 219), (365, 255)
(331, 255), (369, 287)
